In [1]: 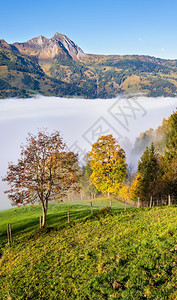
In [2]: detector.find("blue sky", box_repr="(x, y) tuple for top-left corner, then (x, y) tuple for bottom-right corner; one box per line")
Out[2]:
(1, 0), (177, 59)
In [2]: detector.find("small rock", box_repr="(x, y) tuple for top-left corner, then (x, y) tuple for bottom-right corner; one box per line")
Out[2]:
(112, 281), (123, 290)
(170, 245), (177, 252)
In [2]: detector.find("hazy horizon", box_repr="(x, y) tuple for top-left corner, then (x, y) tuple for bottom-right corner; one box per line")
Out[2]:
(0, 95), (177, 210)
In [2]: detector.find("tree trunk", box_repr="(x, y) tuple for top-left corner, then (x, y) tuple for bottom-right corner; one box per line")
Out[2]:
(41, 200), (48, 228)
(42, 210), (46, 227)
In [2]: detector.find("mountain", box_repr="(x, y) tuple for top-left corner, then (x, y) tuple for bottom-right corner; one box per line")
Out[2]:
(1, 33), (177, 99)
(0, 35), (83, 99)
(14, 33), (86, 60)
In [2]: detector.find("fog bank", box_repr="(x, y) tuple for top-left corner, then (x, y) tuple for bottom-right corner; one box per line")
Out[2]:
(0, 95), (177, 210)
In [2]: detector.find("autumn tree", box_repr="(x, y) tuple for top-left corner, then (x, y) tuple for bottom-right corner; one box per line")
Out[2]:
(89, 135), (127, 195)
(118, 185), (132, 203)
(3, 130), (80, 227)
(131, 173), (143, 200)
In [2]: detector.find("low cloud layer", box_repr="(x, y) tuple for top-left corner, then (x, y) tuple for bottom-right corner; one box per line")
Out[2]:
(0, 95), (177, 210)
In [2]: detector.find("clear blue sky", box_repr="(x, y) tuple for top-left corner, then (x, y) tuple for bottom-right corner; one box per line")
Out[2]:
(1, 0), (177, 59)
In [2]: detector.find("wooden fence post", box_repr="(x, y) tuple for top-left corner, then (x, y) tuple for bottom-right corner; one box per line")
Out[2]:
(137, 197), (140, 208)
(9, 224), (12, 243)
(80, 192), (83, 200)
(7, 224), (12, 244)
(39, 216), (42, 229)
(124, 202), (127, 211)
(7, 224), (10, 245)
(168, 195), (171, 206)
(90, 202), (93, 215)
(150, 196), (152, 208)
(110, 200), (112, 211)
(68, 208), (70, 223)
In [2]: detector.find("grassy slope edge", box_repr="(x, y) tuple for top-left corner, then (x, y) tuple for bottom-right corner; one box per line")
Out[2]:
(0, 202), (177, 299)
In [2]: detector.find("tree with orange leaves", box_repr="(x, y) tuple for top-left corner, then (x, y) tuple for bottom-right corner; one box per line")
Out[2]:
(3, 130), (80, 227)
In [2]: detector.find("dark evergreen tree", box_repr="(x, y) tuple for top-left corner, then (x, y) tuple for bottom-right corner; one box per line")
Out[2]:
(163, 111), (177, 198)
(165, 111), (177, 161)
(138, 143), (160, 203)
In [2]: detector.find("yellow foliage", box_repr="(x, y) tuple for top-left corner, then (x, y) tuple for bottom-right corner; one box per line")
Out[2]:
(119, 185), (132, 202)
(89, 135), (127, 195)
(131, 173), (143, 199)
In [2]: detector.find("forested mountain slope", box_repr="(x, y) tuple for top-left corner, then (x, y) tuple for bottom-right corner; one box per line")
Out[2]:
(1, 33), (177, 98)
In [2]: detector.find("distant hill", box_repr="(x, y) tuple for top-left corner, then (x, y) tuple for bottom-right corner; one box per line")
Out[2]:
(1, 33), (177, 98)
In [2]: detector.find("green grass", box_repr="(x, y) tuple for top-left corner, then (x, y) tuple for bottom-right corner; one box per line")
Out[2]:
(0, 201), (177, 299)
(0, 198), (130, 250)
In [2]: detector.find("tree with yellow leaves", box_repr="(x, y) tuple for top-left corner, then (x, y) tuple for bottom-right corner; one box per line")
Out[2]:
(89, 135), (127, 195)
(118, 185), (133, 202)
(131, 173), (143, 199)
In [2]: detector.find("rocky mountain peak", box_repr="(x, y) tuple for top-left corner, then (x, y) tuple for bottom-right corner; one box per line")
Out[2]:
(53, 32), (63, 38)
(28, 35), (49, 46)
(13, 33), (86, 61)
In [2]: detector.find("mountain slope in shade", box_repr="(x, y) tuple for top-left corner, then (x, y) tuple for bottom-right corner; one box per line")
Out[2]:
(0, 38), (84, 99)
(0, 39), (20, 52)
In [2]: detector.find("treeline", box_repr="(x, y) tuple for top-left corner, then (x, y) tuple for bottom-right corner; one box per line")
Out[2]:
(79, 110), (177, 206)
(3, 111), (177, 212)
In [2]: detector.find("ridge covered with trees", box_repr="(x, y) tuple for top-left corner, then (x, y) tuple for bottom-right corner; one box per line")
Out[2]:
(1, 34), (177, 98)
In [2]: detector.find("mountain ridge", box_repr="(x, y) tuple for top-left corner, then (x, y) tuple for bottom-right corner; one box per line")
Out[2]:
(13, 33), (86, 61)
(1, 33), (177, 99)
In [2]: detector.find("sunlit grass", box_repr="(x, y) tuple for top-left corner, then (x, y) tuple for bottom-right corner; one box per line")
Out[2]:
(0, 198), (130, 249)
(0, 201), (176, 299)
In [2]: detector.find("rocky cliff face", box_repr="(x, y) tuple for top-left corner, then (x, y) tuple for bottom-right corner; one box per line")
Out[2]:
(14, 33), (86, 61)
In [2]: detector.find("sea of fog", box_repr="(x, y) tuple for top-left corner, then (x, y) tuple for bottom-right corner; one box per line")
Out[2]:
(0, 95), (177, 210)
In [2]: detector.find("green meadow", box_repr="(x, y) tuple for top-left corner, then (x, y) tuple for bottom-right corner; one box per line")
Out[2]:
(0, 200), (177, 299)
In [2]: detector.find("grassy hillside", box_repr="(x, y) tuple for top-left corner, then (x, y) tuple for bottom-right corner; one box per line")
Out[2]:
(0, 201), (177, 299)
(0, 199), (131, 249)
